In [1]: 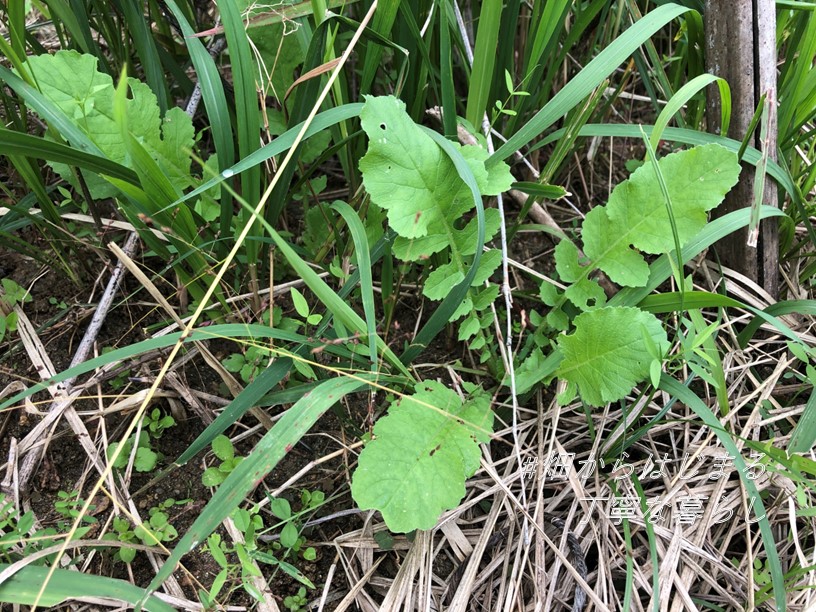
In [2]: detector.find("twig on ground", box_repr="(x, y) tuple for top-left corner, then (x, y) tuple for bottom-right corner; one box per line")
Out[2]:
(11, 232), (139, 493)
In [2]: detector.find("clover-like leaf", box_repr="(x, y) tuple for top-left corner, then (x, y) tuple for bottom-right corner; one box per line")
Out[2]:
(556, 306), (669, 406)
(351, 381), (493, 533)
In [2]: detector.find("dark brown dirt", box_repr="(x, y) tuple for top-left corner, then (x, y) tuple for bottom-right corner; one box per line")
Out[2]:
(0, 241), (359, 609)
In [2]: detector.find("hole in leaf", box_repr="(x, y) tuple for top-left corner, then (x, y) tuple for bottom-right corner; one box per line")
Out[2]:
(379, 123), (386, 130)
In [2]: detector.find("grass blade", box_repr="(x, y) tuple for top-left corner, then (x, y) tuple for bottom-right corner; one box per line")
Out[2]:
(142, 375), (373, 603)
(489, 3), (691, 164)
(465, 0), (502, 129)
(161, 0), (236, 242)
(173, 103), (363, 208)
(0, 562), (173, 611)
(648, 73), (730, 152)
(0, 127), (137, 183)
(0, 324), (327, 412)
(789, 387), (816, 453)
(658, 375), (786, 611)
(217, 0), (261, 245)
(174, 358), (293, 465)
(331, 201), (378, 368)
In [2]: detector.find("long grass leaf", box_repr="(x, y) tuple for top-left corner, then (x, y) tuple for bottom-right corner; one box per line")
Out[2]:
(161, 0), (236, 241)
(0, 562), (173, 611)
(789, 388), (816, 453)
(143, 375), (372, 601)
(174, 103), (363, 206)
(465, 0), (502, 129)
(360, 0), (401, 92)
(648, 74), (729, 152)
(0, 127), (137, 183)
(438, 0), (456, 138)
(736, 299), (816, 346)
(217, 0), (261, 243)
(256, 217), (411, 377)
(331, 201), (378, 367)
(658, 376), (786, 611)
(0, 324), (328, 412)
(489, 3), (691, 163)
(6, 0), (25, 60)
(174, 358), (293, 465)
(639, 290), (805, 347)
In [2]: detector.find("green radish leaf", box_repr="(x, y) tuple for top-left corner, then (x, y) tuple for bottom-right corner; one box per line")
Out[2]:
(25, 50), (194, 197)
(564, 277), (606, 311)
(351, 381), (492, 533)
(556, 306), (670, 406)
(359, 95), (511, 241)
(581, 144), (740, 287)
(423, 264), (464, 300)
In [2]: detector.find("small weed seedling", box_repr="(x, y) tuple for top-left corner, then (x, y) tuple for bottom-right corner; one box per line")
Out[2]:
(202, 435), (244, 487)
(0, 279), (32, 343)
(107, 431), (159, 473)
(104, 499), (186, 563)
(222, 345), (271, 384)
(145, 407), (176, 439)
(283, 587), (308, 612)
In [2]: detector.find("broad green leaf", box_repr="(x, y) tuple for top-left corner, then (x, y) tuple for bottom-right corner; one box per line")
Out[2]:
(605, 144), (740, 254)
(564, 277), (606, 310)
(360, 96), (462, 238)
(392, 208), (502, 262)
(455, 209), (502, 256)
(581, 145), (740, 287)
(556, 306), (669, 406)
(471, 249), (503, 285)
(514, 347), (547, 395)
(25, 51), (195, 198)
(351, 381), (493, 532)
(457, 314), (481, 341)
(554, 240), (584, 282)
(359, 95), (511, 240)
(423, 263), (464, 300)
(280, 522), (299, 549)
